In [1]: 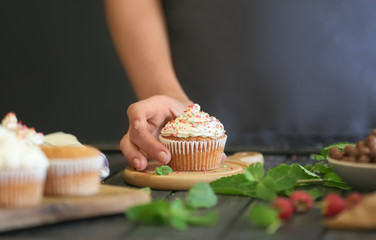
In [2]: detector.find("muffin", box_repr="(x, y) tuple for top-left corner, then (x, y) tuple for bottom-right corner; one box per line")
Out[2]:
(0, 126), (49, 207)
(159, 104), (227, 171)
(41, 145), (104, 196)
(1, 112), (44, 145)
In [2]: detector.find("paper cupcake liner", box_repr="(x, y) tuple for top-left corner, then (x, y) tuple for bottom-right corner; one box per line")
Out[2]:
(159, 135), (227, 171)
(44, 156), (103, 196)
(0, 167), (47, 207)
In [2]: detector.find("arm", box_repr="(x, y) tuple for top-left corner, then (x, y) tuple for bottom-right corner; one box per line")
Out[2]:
(105, 0), (190, 102)
(105, 0), (192, 170)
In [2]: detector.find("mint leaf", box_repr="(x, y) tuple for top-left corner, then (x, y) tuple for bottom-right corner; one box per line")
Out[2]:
(313, 163), (332, 175)
(244, 162), (264, 182)
(323, 172), (352, 190)
(265, 164), (297, 191)
(313, 154), (326, 161)
(126, 200), (169, 224)
(248, 203), (281, 234)
(169, 199), (191, 230)
(306, 188), (323, 200)
(188, 210), (218, 226)
(256, 176), (277, 201)
(155, 165), (173, 175)
(186, 182), (217, 209)
(210, 174), (256, 196)
(140, 187), (151, 195)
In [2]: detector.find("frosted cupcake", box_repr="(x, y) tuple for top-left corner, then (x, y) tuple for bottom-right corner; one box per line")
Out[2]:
(41, 145), (104, 196)
(1, 112), (44, 145)
(0, 126), (49, 207)
(159, 104), (227, 171)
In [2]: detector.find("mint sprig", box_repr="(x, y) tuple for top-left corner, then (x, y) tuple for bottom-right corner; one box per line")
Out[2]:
(125, 182), (218, 230)
(210, 162), (351, 201)
(155, 165), (173, 175)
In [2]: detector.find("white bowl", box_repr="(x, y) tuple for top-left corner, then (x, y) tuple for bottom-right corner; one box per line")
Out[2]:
(328, 157), (376, 191)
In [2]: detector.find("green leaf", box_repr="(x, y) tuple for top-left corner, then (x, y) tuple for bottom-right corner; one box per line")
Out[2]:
(313, 163), (332, 175)
(256, 176), (277, 201)
(244, 162), (264, 182)
(210, 174), (256, 196)
(126, 200), (169, 224)
(140, 187), (151, 195)
(155, 165), (173, 175)
(265, 164), (297, 191)
(306, 188), (323, 200)
(248, 203), (281, 233)
(188, 210), (218, 226)
(314, 154), (326, 161)
(186, 182), (218, 209)
(169, 199), (191, 230)
(324, 172), (352, 190)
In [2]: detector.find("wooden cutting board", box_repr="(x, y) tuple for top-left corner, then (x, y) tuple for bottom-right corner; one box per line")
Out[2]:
(124, 152), (263, 190)
(0, 184), (150, 232)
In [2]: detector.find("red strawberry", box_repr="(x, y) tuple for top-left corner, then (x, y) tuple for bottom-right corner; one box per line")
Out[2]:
(290, 191), (314, 213)
(270, 197), (295, 220)
(346, 192), (363, 208)
(321, 193), (348, 217)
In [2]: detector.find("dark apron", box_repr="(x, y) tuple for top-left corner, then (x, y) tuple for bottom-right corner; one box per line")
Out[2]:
(162, 0), (376, 150)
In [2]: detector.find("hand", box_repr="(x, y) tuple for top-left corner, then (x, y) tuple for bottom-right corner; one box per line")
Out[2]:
(120, 95), (192, 171)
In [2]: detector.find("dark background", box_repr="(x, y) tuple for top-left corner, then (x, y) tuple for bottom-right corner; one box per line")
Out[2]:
(1, 1), (376, 152)
(0, 0), (135, 148)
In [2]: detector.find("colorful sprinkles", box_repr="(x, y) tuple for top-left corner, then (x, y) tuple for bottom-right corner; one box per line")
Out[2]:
(160, 104), (225, 138)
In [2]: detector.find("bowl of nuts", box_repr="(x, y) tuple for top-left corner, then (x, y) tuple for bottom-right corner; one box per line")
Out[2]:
(327, 130), (376, 191)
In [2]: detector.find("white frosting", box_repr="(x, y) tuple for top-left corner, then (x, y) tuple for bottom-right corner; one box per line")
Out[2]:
(1, 112), (44, 145)
(160, 104), (226, 138)
(0, 126), (49, 169)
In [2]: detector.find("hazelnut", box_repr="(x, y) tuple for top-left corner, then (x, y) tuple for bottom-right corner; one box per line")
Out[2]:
(358, 146), (370, 155)
(328, 147), (343, 160)
(366, 135), (376, 146)
(342, 156), (356, 162)
(356, 141), (365, 149)
(358, 154), (371, 163)
(370, 129), (376, 136)
(344, 145), (358, 157)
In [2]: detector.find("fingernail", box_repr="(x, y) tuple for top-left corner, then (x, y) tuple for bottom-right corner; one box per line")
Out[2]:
(134, 158), (140, 170)
(133, 120), (140, 130)
(158, 151), (167, 163)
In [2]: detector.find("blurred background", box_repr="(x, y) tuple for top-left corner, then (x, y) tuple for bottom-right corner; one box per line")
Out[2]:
(1, 1), (376, 152)
(0, 0), (135, 149)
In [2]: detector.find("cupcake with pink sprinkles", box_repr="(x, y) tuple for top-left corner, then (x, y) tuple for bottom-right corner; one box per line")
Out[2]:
(159, 104), (227, 171)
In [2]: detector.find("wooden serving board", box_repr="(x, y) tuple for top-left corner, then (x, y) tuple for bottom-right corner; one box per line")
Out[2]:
(0, 184), (151, 232)
(124, 152), (263, 190)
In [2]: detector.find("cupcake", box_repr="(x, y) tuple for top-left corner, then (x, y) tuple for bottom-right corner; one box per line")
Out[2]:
(1, 112), (44, 145)
(41, 145), (104, 196)
(0, 126), (49, 207)
(159, 104), (227, 171)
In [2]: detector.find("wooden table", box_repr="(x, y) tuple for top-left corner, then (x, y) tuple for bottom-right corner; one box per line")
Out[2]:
(1, 152), (376, 240)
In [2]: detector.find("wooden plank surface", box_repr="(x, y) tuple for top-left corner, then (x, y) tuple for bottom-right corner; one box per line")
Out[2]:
(0, 184), (151, 232)
(1, 153), (375, 240)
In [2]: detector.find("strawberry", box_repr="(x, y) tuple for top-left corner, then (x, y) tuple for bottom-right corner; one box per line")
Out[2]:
(346, 192), (363, 208)
(321, 193), (348, 217)
(270, 197), (295, 220)
(289, 191), (314, 213)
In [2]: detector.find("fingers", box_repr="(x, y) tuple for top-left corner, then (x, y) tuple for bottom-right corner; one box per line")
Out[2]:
(125, 101), (171, 168)
(128, 118), (171, 164)
(120, 133), (148, 171)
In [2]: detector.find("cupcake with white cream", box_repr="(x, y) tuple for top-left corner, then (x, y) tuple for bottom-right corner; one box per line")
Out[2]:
(159, 104), (227, 171)
(0, 126), (49, 207)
